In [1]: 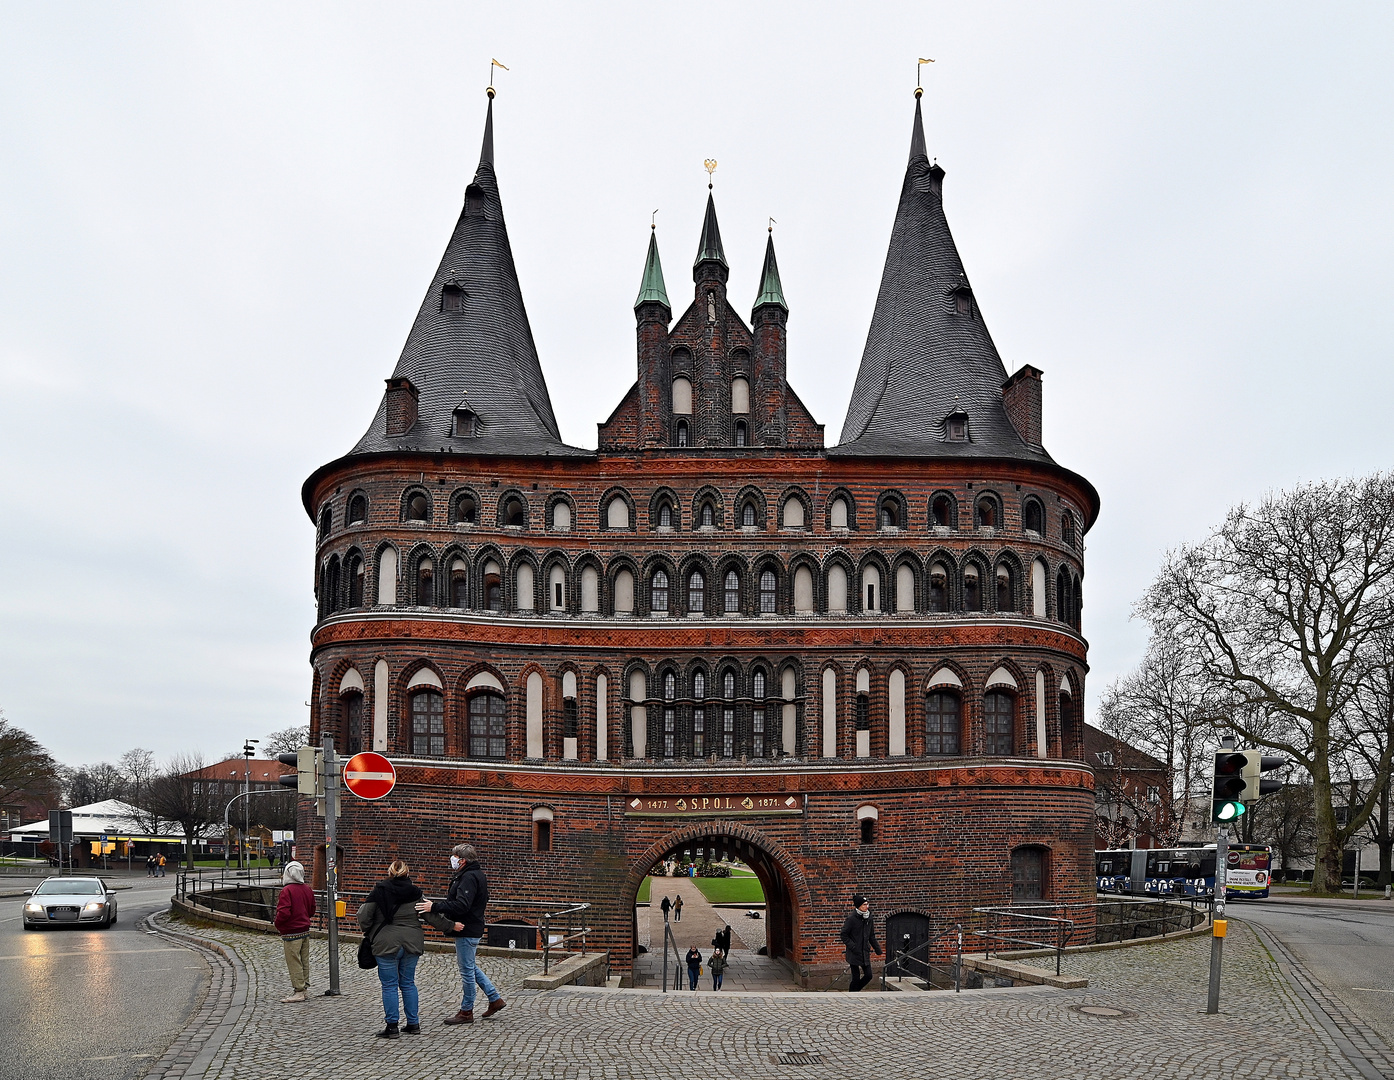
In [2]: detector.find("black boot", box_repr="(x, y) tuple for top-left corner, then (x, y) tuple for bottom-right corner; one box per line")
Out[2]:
(402, 1023), (421, 1035)
(377, 1022), (400, 1040)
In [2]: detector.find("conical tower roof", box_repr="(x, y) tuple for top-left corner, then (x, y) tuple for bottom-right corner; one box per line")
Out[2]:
(693, 191), (728, 271)
(833, 97), (1050, 462)
(348, 95), (585, 458)
(634, 228), (671, 310)
(752, 231), (787, 313)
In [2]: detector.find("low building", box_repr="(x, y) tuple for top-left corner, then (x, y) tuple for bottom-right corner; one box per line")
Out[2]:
(8, 799), (185, 866)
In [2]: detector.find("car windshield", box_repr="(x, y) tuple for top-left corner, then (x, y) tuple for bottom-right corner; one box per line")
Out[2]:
(34, 878), (104, 895)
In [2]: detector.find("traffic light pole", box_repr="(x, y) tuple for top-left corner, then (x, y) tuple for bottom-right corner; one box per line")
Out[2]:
(322, 734), (341, 997)
(1206, 823), (1228, 1014)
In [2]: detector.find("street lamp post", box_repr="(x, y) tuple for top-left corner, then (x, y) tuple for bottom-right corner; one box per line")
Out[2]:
(241, 739), (258, 869)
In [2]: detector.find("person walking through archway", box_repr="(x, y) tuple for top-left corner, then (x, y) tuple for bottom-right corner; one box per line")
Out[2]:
(673, 895), (684, 922)
(660, 895), (672, 921)
(685, 945), (701, 990)
(840, 894), (881, 991)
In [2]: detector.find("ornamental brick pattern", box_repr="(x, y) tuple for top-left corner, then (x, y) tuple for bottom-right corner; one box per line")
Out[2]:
(298, 94), (1102, 984)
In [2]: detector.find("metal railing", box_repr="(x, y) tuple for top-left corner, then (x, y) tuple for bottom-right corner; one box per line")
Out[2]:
(492, 900), (591, 975)
(881, 922), (964, 993)
(971, 905), (1075, 976)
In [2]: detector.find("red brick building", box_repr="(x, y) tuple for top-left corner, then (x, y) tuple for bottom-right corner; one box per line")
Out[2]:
(300, 89), (1100, 984)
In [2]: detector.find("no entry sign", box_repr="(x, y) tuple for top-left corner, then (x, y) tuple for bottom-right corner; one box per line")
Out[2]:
(342, 752), (396, 800)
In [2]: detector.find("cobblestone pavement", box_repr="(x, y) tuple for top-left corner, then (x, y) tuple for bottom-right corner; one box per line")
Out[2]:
(146, 914), (1391, 1080)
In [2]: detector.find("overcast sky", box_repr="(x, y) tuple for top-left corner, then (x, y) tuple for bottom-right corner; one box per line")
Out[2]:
(2, 4), (1390, 767)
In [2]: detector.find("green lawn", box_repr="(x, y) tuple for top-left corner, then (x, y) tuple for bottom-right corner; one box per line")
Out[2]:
(691, 875), (765, 904)
(637, 877), (652, 903)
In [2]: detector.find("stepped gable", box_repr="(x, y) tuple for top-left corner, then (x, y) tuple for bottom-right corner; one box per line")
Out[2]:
(348, 94), (587, 459)
(833, 96), (1051, 463)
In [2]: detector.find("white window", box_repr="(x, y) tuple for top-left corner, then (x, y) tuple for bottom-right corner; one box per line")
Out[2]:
(580, 566), (599, 612)
(552, 502), (571, 531)
(794, 566), (815, 613)
(830, 497), (849, 529)
(607, 498), (630, 530)
(896, 564), (915, 613)
(783, 497), (805, 529)
(377, 547), (398, 606)
(828, 564), (848, 613)
(862, 565), (880, 613)
(672, 376), (693, 415)
(614, 570), (635, 614)
(516, 564), (535, 611)
(1096, 751), (1114, 766)
(731, 377), (750, 414)
(549, 565), (565, 612)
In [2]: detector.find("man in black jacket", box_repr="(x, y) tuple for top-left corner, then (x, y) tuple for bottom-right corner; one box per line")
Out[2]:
(839, 894), (881, 992)
(416, 843), (506, 1024)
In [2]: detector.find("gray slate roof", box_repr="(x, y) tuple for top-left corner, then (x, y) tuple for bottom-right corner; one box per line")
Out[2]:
(347, 97), (588, 459)
(832, 98), (1051, 463)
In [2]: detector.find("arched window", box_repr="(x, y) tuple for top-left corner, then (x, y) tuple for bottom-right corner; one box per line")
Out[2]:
(692, 670), (707, 757)
(416, 558), (434, 606)
(751, 670), (767, 757)
(483, 560), (502, 612)
(503, 496), (526, 528)
(449, 559), (467, 608)
(467, 693), (507, 759)
(1059, 691), (1076, 757)
(342, 691), (364, 756)
(724, 570), (741, 613)
(863, 565), (881, 613)
(984, 692), (1014, 755)
(794, 565), (814, 613)
(614, 569), (635, 614)
(931, 494), (953, 528)
(721, 671), (737, 757)
(895, 564), (915, 613)
(410, 689), (445, 756)
(1011, 846), (1047, 902)
(734, 421), (747, 447)
(996, 564), (1014, 612)
(323, 557), (341, 616)
(1057, 568), (1072, 626)
(551, 502), (571, 531)
(929, 563), (948, 612)
(753, 670), (766, 698)
(759, 569), (777, 613)
(672, 376), (693, 415)
(651, 569), (669, 612)
(606, 497), (630, 530)
(830, 497), (849, 529)
(579, 565), (599, 612)
(855, 693), (870, 732)
(925, 692), (960, 755)
(406, 492), (431, 522)
(454, 492), (477, 525)
(700, 502), (715, 528)
(783, 497), (806, 529)
(963, 565), (982, 612)
(1024, 499), (1044, 535)
(731, 376), (750, 414)
(658, 501), (673, 529)
(976, 496), (996, 529)
(377, 547), (398, 605)
(549, 565), (566, 612)
(742, 502), (756, 528)
(347, 493), (368, 526)
(1062, 512), (1076, 548)
(318, 506), (332, 540)
(688, 571), (705, 614)
(347, 554), (365, 607)
(515, 563), (534, 611)
(827, 564), (849, 613)
(880, 498), (900, 530)
(675, 420), (689, 447)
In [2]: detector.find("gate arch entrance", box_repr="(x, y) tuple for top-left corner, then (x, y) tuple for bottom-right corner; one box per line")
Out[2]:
(625, 823), (807, 977)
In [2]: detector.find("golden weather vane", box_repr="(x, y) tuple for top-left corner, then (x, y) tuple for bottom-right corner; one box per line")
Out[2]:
(704, 158), (717, 189)
(916, 57), (935, 98)
(487, 58), (509, 98)
(768, 216), (776, 233)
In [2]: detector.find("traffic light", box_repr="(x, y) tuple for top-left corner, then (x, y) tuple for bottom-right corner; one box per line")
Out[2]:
(277, 747), (323, 797)
(1212, 751), (1249, 822)
(1242, 753), (1287, 803)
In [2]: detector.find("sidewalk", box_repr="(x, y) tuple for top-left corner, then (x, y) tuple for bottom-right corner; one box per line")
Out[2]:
(144, 911), (1394, 1079)
(639, 874), (791, 990)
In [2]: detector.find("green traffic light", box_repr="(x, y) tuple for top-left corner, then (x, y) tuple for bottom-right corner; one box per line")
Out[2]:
(1217, 801), (1246, 821)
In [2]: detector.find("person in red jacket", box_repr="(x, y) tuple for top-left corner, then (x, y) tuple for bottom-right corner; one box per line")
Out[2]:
(274, 860), (316, 1002)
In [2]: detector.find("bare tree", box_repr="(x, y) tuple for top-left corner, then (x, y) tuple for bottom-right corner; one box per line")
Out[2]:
(1095, 634), (1213, 847)
(1247, 774), (1317, 881)
(58, 761), (127, 806)
(262, 726), (311, 757)
(139, 752), (222, 870)
(0, 712), (59, 815)
(1140, 472), (1394, 892)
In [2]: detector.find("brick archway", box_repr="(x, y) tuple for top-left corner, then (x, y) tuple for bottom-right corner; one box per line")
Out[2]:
(624, 821), (811, 966)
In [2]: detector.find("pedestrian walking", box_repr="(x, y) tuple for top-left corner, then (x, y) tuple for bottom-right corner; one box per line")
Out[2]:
(719, 924), (732, 957)
(685, 946), (702, 990)
(145, 855), (155, 877)
(709, 948), (727, 990)
(273, 860), (316, 1003)
(157, 854), (166, 877)
(358, 859), (425, 1039)
(839, 894), (881, 992)
(673, 895), (683, 922)
(416, 843), (506, 1025)
(660, 895), (672, 920)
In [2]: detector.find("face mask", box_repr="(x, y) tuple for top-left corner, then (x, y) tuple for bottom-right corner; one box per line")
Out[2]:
(858, 908), (871, 919)
(450, 855), (461, 870)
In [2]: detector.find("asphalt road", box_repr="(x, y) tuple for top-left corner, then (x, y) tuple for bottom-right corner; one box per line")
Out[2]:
(0, 874), (208, 1080)
(1232, 898), (1394, 1049)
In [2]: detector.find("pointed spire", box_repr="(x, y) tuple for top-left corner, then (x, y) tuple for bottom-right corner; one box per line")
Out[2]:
(480, 90), (495, 166)
(693, 191), (728, 269)
(909, 91), (927, 162)
(752, 231), (787, 313)
(634, 228), (671, 311)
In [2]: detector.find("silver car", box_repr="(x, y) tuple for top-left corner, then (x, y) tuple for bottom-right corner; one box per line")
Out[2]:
(22, 876), (118, 930)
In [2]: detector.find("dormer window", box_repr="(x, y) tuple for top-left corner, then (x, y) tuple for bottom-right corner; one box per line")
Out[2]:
(945, 413), (969, 442)
(453, 408), (478, 437)
(952, 286), (973, 316)
(442, 283), (468, 313)
(464, 184), (485, 217)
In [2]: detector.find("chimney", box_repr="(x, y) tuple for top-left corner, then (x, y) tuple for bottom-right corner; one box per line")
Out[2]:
(384, 377), (419, 437)
(1002, 365), (1043, 448)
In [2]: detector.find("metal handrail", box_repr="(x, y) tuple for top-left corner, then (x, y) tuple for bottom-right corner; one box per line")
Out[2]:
(881, 921), (964, 993)
(970, 906), (1075, 976)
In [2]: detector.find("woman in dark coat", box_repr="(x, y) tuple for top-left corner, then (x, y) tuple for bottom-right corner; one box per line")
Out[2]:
(838, 894), (881, 992)
(357, 859), (426, 1038)
(685, 945), (702, 990)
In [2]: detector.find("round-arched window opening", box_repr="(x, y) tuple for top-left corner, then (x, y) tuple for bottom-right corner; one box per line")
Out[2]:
(659, 502), (673, 529)
(406, 493), (430, 522)
(964, 565), (982, 612)
(742, 502), (756, 528)
(976, 497), (996, 529)
(675, 420), (689, 447)
(724, 570), (741, 613)
(700, 503), (715, 528)
(347, 494), (368, 526)
(734, 421), (747, 447)
(1024, 499), (1044, 535)
(996, 565), (1014, 612)
(759, 569), (777, 613)
(688, 571), (705, 614)
(931, 494), (953, 528)
(880, 499), (900, 529)
(928, 564), (949, 612)
(467, 692), (507, 759)
(651, 570), (669, 612)
(455, 493), (477, 525)
(503, 497), (526, 528)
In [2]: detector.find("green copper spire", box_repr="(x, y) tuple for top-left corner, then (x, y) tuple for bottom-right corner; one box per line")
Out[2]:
(753, 231), (788, 313)
(693, 191), (728, 269)
(634, 228), (670, 311)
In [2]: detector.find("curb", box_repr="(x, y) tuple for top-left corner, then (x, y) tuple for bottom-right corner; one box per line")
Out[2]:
(139, 913), (245, 1080)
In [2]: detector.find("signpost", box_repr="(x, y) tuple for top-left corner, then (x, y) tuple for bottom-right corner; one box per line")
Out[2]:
(322, 735), (341, 997)
(342, 752), (397, 801)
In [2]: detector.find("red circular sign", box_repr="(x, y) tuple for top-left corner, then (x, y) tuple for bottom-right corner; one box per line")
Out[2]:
(342, 752), (396, 800)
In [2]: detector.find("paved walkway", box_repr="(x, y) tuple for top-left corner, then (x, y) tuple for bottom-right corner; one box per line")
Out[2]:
(639, 873), (788, 990)
(141, 912), (1394, 1079)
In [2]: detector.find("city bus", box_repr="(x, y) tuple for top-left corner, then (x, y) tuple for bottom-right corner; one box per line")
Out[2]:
(1096, 844), (1271, 899)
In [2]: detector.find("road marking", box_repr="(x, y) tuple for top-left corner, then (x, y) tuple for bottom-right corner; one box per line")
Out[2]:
(1351, 987), (1394, 993)
(81, 1054), (153, 1062)
(0, 947), (187, 960)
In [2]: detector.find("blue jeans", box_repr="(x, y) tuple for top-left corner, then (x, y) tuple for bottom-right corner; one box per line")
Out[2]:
(375, 948), (419, 1025)
(687, 965), (699, 990)
(454, 936), (500, 1012)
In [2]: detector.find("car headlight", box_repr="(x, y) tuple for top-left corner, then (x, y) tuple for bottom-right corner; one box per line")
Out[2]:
(84, 901), (104, 912)
(24, 903), (42, 913)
